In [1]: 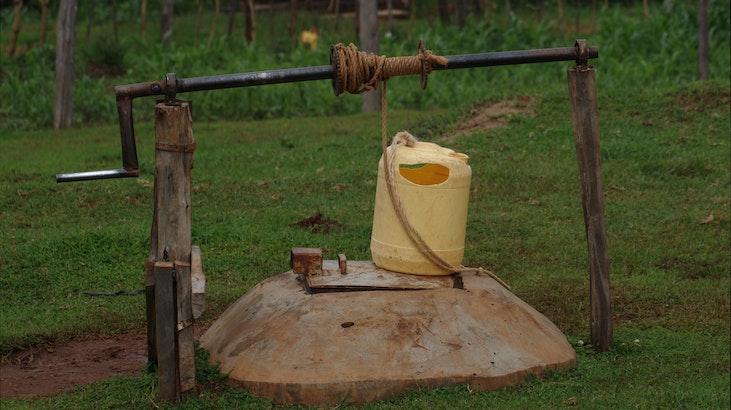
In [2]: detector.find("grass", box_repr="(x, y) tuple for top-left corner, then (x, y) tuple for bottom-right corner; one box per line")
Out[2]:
(1, 2), (730, 128)
(1, 1), (730, 408)
(1, 76), (729, 407)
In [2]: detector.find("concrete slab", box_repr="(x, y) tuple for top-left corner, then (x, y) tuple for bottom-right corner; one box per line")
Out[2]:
(201, 267), (575, 405)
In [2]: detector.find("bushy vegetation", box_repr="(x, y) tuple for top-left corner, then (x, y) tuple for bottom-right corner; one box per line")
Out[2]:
(0, 1), (729, 129)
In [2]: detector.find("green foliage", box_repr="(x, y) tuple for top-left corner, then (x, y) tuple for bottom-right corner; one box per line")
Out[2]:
(0, 1), (729, 129)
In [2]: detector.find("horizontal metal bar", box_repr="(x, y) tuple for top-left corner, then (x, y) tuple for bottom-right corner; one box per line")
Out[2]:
(444, 46), (599, 69)
(179, 65), (334, 93)
(115, 45), (598, 98)
(56, 168), (139, 183)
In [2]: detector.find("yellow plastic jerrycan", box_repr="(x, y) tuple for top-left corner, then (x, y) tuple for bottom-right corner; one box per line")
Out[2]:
(370, 132), (471, 276)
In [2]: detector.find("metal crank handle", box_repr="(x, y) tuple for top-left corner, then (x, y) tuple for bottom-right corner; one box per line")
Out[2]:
(56, 95), (140, 183)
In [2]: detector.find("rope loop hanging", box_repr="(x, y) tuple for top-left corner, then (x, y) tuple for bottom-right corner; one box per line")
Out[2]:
(329, 41), (509, 290)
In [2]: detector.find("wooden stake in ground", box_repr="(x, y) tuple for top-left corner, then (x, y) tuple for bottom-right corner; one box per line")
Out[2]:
(53, 0), (78, 130)
(208, 0), (221, 46)
(567, 58), (612, 352)
(154, 261), (179, 402)
(358, 0), (380, 113)
(39, 0), (50, 46)
(697, 0), (709, 80)
(153, 101), (197, 393)
(6, 0), (23, 57)
(161, 0), (174, 45)
(243, 0), (256, 43)
(140, 0), (147, 36)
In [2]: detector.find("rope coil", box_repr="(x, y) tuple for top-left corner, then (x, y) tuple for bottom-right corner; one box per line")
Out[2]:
(331, 42), (448, 96)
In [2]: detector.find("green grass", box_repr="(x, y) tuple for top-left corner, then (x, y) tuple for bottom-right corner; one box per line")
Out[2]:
(1, 1), (730, 408)
(1, 2), (730, 129)
(1, 77), (729, 407)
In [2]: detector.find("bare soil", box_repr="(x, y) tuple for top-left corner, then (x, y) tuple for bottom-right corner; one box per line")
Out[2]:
(0, 325), (207, 398)
(0, 331), (147, 398)
(291, 211), (344, 233)
(445, 96), (536, 140)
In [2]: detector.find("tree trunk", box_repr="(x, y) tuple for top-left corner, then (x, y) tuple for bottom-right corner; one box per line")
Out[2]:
(6, 0), (23, 57)
(642, 0), (650, 19)
(289, 0), (298, 46)
(54, 0), (78, 130)
(590, 0), (596, 32)
(208, 0), (221, 46)
(438, 0), (450, 24)
(575, 0), (581, 33)
(358, 0), (380, 113)
(140, 0), (147, 36)
(40, 0), (50, 46)
(112, 0), (118, 41)
(333, 0), (340, 31)
(244, 0), (256, 43)
(85, 1), (93, 41)
(161, 0), (174, 45)
(537, 0), (545, 22)
(456, 0), (469, 27)
(195, 0), (203, 45)
(697, 0), (709, 80)
(557, 0), (564, 30)
(227, 0), (238, 38)
(386, 0), (393, 29)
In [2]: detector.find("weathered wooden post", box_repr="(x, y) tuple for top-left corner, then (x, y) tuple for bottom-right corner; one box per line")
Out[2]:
(567, 40), (612, 352)
(146, 99), (197, 399)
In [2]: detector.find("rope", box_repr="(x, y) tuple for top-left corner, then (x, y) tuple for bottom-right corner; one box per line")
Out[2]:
(335, 42), (510, 290)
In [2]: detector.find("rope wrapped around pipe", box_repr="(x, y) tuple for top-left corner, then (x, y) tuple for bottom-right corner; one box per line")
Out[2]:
(330, 42), (448, 96)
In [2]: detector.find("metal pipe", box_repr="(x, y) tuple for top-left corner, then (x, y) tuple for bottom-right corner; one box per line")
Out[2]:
(113, 46), (599, 98)
(56, 168), (139, 182)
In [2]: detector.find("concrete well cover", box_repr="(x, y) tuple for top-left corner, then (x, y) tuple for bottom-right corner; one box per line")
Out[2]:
(201, 266), (575, 405)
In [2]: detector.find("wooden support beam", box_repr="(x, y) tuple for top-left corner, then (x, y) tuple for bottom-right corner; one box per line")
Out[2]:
(153, 100), (197, 392)
(568, 64), (613, 352)
(153, 261), (179, 402)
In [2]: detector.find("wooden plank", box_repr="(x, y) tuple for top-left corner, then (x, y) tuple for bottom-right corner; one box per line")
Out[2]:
(568, 65), (613, 352)
(153, 261), (179, 402)
(305, 260), (455, 291)
(153, 101), (196, 391)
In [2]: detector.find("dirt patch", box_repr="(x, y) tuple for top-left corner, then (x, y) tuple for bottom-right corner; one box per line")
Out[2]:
(0, 325), (208, 398)
(291, 212), (343, 233)
(670, 85), (730, 114)
(0, 331), (147, 398)
(445, 96), (536, 140)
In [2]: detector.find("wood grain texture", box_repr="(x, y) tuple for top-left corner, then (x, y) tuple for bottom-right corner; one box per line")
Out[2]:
(153, 262), (179, 402)
(201, 271), (575, 405)
(306, 260), (455, 291)
(53, 0), (78, 129)
(153, 101), (196, 391)
(568, 66), (613, 352)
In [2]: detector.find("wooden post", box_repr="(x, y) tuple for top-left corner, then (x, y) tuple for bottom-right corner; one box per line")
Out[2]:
(697, 0), (709, 80)
(154, 261), (179, 402)
(152, 101), (197, 394)
(53, 0), (78, 129)
(359, 0), (380, 112)
(568, 57), (613, 352)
